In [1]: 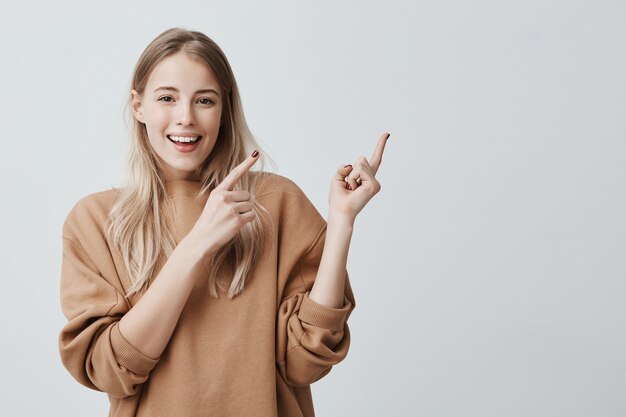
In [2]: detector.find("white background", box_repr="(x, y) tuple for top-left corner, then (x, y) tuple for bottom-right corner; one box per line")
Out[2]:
(1, 0), (625, 416)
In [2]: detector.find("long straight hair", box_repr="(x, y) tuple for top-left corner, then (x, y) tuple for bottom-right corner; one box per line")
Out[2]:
(105, 27), (277, 299)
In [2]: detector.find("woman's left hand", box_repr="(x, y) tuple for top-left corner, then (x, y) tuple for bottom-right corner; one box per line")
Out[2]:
(329, 132), (390, 223)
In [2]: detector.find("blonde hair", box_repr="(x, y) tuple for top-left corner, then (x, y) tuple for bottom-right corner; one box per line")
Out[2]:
(105, 27), (278, 299)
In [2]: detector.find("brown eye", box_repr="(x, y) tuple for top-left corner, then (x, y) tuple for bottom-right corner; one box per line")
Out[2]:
(158, 96), (173, 102)
(198, 98), (215, 105)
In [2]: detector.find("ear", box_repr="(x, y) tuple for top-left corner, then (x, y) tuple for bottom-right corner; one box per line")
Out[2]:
(130, 89), (145, 123)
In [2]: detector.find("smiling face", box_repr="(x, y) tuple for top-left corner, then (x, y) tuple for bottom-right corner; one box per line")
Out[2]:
(131, 51), (223, 182)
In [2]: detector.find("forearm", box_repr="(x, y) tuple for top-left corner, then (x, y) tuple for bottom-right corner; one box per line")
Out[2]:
(309, 212), (354, 308)
(118, 235), (209, 359)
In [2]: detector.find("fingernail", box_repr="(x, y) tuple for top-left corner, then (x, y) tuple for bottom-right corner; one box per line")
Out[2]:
(386, 133), (391, 140)
(345, 182), (351, 190)
(251, 150), (259, 158)
(344, 164), (352, 168)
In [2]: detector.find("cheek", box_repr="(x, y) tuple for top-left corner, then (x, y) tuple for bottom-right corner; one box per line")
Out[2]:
(212, 114), (222, 128)
(211, 109), (224, 128)
(144, 112), (168, 141)
(143, 104), (167, 122)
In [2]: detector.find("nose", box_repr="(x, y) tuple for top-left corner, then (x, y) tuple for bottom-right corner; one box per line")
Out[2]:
(177, 102), (196, 126)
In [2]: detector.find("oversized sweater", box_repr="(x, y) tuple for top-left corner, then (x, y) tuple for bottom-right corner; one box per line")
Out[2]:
(58, 172), (356, 417)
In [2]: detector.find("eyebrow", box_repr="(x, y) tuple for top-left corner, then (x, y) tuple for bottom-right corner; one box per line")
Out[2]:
(153, 86), (220, 97)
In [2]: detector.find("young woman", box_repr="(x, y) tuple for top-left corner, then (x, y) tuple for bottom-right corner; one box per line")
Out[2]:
(58, 27), (389, 417)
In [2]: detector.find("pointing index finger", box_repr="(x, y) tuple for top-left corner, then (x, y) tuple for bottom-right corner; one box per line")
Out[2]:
(369, 132), (390, 174)
(217, 149), (260, 191)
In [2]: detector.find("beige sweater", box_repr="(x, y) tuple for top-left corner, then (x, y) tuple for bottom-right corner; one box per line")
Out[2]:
(58, 173), (356, 417)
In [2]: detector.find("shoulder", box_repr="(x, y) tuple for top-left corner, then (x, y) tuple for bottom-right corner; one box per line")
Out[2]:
(253, 171), (308, 200)
(62, 187), (119, 242)
(253, 171), (320, 215)
(253, 171), (326, 230)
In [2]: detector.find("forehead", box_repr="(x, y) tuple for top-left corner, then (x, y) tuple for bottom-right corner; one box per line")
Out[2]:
(146, 52), (220, 92)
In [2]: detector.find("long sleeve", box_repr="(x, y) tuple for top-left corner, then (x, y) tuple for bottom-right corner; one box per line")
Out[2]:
(58, 220), (161, 399)
(275, 185), (356, 387)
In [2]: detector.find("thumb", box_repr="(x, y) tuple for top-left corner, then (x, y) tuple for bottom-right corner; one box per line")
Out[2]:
(334, 164), (353, 182)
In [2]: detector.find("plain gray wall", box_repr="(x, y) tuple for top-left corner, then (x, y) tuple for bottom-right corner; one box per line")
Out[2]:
(1, 0), (625, 416)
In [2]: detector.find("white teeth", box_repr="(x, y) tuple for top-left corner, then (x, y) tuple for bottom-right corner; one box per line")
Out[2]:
(169, 135), (200, 143)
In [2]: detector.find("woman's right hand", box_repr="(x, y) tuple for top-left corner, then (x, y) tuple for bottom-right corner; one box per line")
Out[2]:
(187, 150), (260, 258)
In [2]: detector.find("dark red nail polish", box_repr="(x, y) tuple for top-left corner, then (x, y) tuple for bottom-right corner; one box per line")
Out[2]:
(345, 164), (352, 168)
(345, 182), (350, 190)
(251, 150), (259, 158)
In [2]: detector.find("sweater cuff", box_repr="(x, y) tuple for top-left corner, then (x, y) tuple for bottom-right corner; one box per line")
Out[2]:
(110, 322), (160, 375)
(298, 291), (352, 332)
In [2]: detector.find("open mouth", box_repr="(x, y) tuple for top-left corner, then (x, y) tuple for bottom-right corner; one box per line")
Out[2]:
(167, 135), (202, 144)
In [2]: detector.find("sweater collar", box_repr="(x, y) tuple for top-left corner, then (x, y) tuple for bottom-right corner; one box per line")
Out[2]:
(164, 179), (204, 198)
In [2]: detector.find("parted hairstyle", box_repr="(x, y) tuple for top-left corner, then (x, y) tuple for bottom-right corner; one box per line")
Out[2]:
(105, 27), (278, 299)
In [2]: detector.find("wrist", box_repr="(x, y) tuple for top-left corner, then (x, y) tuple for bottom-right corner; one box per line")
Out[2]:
(328, 210), (355, 229)
(181, 230), (217, 263)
